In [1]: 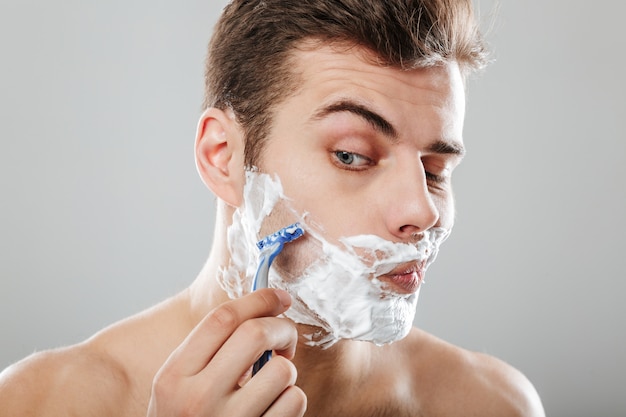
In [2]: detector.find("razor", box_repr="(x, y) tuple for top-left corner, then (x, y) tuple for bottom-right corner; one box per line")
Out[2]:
(252, 222), (304, 375)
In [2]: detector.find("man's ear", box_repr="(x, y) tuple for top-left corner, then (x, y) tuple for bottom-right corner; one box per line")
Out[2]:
(195, 108), (245, 207)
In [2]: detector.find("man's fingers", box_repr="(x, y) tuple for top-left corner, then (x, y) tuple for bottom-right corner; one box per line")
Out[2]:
(164, 288), (292, 376)
(202, 314), (298, 390)
(230, 357), (306, 417)
(264, 385), (308, 417)
(149, 288), (301, 417)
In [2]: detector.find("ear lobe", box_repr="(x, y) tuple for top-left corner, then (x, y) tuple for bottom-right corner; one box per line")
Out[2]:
(195, 108), (245, 207)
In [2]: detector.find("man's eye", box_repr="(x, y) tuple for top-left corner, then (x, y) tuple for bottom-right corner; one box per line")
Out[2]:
(425, 171), (448, 186)
(334, 151), (371, 167)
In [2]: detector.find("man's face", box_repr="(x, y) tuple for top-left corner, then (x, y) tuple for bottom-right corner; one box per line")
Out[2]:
(230, 44), (466, 346)
(257, 44), (465, 250)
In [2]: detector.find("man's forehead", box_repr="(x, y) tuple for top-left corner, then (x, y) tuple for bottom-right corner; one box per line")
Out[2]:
(292, 40), (463, 80)
(288, 42), (464, 104)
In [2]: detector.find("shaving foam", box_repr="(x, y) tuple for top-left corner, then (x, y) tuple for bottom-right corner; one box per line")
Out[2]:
(217, 170), (449, 347)
(217, 170), (284, 298)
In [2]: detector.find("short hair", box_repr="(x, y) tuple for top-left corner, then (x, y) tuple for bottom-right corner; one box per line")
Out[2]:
(204, 0), (489, 166)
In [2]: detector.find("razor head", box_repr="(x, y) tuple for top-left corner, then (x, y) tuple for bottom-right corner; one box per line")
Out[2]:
(256, 222), (304, 251)
(253, 222), (305, 292)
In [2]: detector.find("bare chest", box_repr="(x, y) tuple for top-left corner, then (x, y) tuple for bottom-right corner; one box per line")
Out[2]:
(301, 381), (421, 417)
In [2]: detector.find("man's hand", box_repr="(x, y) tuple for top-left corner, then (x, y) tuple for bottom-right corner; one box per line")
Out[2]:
(147, 288), (307, 416)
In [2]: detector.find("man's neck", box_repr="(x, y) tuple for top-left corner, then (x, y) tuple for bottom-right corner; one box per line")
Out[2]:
(293, 336), (417, 417)
(187, 202), (237, 322)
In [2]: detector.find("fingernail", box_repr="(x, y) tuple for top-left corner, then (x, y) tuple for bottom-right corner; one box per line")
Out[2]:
(275, 289), (292, 307)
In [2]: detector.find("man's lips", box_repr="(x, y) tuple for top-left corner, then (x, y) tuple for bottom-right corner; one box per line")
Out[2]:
(378, 261), (426, 294)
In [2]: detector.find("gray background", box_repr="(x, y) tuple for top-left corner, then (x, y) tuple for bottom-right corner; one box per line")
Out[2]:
(1, 1), (624, 416)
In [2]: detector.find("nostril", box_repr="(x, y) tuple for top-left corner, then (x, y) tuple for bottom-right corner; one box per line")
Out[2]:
(410, 232), (424, 243)
(399, 225), (424, 242)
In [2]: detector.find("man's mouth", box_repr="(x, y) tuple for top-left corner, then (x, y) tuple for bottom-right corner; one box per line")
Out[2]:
(378, 261), (426, 294)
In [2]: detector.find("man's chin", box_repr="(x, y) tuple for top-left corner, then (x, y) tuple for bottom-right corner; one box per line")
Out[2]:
(283, 292), (418, 348)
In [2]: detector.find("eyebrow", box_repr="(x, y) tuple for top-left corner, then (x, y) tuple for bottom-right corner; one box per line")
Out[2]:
(311, 98), (466, 156)
(311, 99), (398, 140)
(427, 138), (466, 157)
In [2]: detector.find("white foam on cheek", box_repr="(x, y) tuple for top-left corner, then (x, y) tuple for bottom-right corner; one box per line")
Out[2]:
(217, 171), (450, 348)
(273, 227), (449, 347)
(217, 170), (287, 298)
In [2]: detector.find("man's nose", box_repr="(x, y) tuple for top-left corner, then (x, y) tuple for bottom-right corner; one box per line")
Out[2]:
(382, 164), (439, 242)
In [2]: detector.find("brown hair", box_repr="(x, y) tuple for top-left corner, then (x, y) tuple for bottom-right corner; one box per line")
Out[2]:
(204, 0), (489, 166)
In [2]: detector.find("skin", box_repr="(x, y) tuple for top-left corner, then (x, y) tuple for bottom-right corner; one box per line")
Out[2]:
(0, 44), (546, 417)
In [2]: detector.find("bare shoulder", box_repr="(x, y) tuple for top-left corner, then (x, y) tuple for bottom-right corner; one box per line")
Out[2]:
(0, 294), (192, 417)
(403, 329), (545, 417)
(0, 342), (132, 417)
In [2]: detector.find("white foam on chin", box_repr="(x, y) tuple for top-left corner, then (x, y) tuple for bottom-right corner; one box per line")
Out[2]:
(217, 170), (449, 347)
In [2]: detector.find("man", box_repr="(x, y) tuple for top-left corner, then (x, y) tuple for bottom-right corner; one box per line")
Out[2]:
(0, 1), (545, 416)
